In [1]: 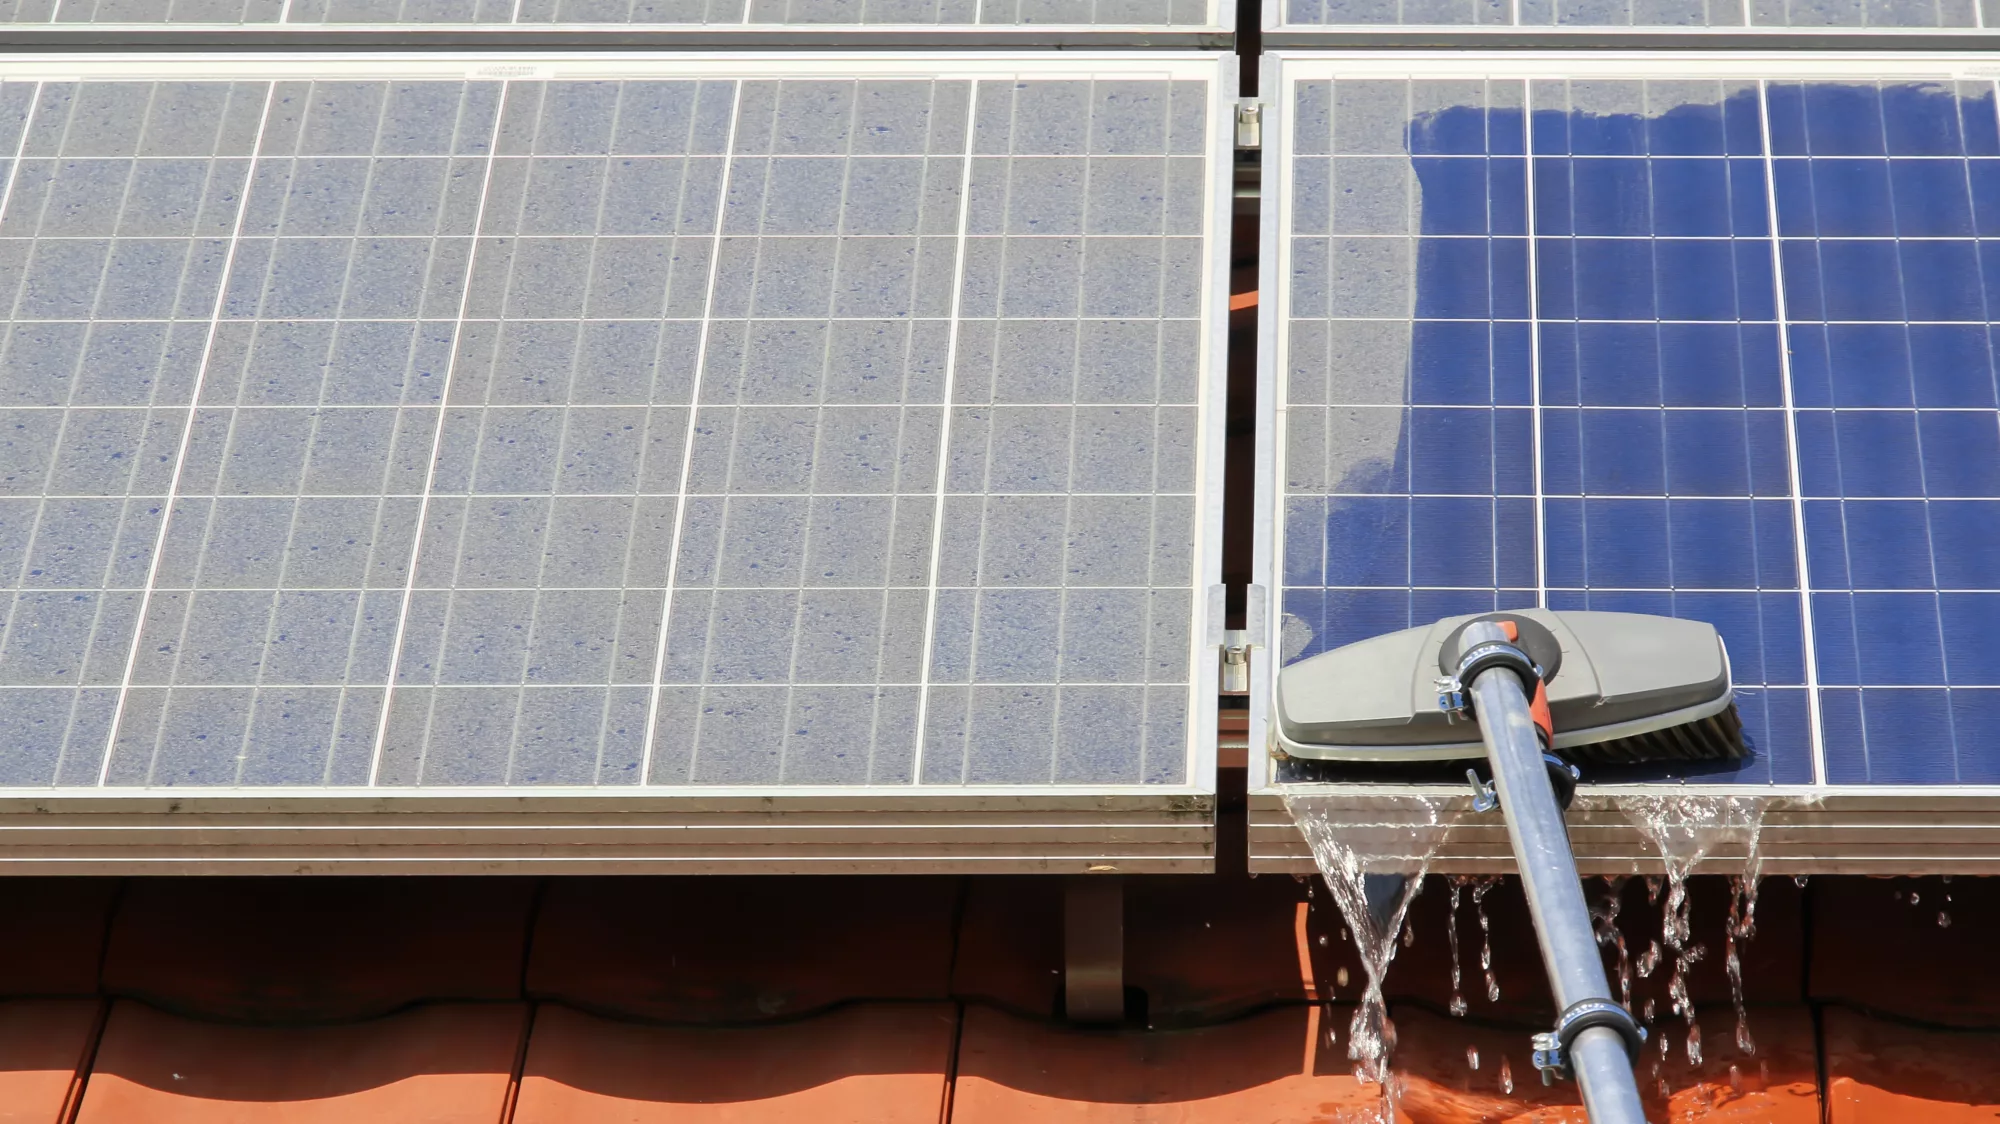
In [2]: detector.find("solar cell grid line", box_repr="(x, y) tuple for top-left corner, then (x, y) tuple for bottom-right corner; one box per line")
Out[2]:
(1756, 76), (1827, 782)
(637, 77), (742, 790)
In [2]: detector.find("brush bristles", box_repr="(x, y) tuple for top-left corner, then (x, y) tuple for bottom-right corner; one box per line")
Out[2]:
(1566, 703), (1748, 764)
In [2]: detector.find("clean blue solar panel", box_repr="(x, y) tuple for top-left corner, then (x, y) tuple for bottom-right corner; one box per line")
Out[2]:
(0, 68), (1220, 790)
(1279, 76), (2000, 786)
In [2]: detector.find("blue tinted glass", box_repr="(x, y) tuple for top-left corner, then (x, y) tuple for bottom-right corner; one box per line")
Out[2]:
(1930, 501), (2000, 588)
(1966, 160), (2000, 234)
(1909, 325), (2000, 409)
(1323, 497), (1409, 587)
(1646, 158), (1735, 237)
(1414, 238), (1529, 320)
(1804, 85), (1888, 157)
(1408, 496), (1503, 586)
(1821, 323), (1914, 407)
(1415, 157), (1504, 235)
(1663, 500), (1761, 588)
(1659, 323), (1783, 408)
(1919, 411), (2000, 497)
(1881, 84), (1969, 157)
(1410, 105), (1501, 157)
(1575, 322), (1662, 406)
(1577, 408), (1665, 495)
(1888, 160), (1975, 237)
(1822, 687), (1959, 784)
(1897, 240), (1984, 322)
(1813, 240), (1906, 322)
(1939, 593), (2000, 683)
(1663, 410), (1753, 496)
(1556, 158), (1653, 237)
(1951, 690), (2000, 782)
(1647, 97), (1729, 157)
(1410, 320), (1532, 405)
(1806, 159), (1897, 237)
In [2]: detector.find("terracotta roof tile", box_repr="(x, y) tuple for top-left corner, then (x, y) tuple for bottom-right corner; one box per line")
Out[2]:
(1824, 1006), (2000, 1122)
(1387, 1004), (1819, 1123)
(0, 999), (101, 1124)
(513, 1002), (955, 1123)
(950, 1004), (1382, 1122)
(74, 1001), (525, 1124)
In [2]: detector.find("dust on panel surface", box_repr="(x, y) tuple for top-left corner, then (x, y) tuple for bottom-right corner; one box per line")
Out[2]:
(0, 68), (1218, 789)
(1274, 72), (2000, 785)
(1, 0), (1217, 28)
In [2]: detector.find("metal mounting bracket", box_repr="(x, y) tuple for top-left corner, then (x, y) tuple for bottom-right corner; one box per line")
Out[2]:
(1221, 629), (1250, 694)
(1064, 874), (1124, 1024)
(1235, 100), (1263, 149)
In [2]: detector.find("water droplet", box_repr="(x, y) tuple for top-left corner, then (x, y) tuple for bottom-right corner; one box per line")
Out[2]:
(1317, 934), (1328, 947)
(1637, 941), (1661, 978)
(1449, 995), (1468, 1017)
(1793, 874), (1808, 888)
(1938, 911), (1952, 929)
(1402, 924), (1415, 948)
(1686, 1020), (1704, 1066)
(1910, 892), (1922, 906)
(1336, 966), (1349, 989)
(1499, 1056), (1513, 1096)
(1644, 998), (1656, 1022)
(1466, 1046), (1480, 1070)
(1729, 1064), (1743, 1096)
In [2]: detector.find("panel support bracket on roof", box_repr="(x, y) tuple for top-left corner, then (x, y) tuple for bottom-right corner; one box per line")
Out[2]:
(1064, 874), (1125, 1024)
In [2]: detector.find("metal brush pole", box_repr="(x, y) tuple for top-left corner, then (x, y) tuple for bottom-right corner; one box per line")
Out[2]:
(1459, 621), (1648, 1124)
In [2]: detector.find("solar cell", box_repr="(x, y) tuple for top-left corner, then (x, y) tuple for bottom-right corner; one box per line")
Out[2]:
(0, 55), (1230, 813)
(1260, 57), (2000, 794)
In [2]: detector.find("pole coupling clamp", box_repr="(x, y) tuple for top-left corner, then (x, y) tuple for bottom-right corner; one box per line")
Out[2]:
(1435, 640), (1542, 720)
(1530, 998), (1648, 1085)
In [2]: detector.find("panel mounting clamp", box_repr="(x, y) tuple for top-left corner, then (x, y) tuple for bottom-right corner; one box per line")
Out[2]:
(1235, 100), (1263, 149)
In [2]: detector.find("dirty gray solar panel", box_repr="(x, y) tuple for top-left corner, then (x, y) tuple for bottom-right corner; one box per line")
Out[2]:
(0, 65), (1223, 793)
(3, 0), (1219, 26)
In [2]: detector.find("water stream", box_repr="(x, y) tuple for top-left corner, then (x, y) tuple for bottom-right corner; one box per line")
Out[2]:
(1285, 793), (1463, 1085)
(1616, 795), (1773, 1065)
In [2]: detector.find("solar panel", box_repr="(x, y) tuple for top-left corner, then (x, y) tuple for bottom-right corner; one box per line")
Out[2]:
(1255, 56), (2000, 818)
(0, 54), (1231, 871)
(1265, 0), (1988, 31)
(0, 0), (1223, 32)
